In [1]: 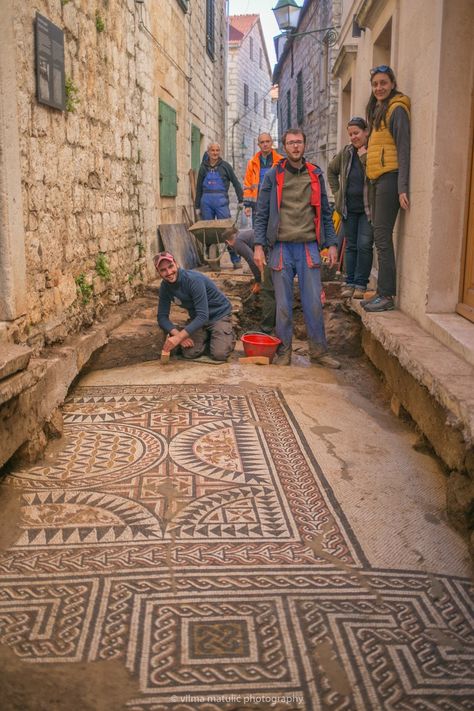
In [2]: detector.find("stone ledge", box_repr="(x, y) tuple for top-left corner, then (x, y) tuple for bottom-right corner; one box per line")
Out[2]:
(353, 303), (474, 448)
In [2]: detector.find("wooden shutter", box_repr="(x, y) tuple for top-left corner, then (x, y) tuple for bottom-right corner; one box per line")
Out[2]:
(191, 124), (202, 174)
(159, 100), (178, 197)
(297, 71), (304, 126)
(206, 0), (215, 60)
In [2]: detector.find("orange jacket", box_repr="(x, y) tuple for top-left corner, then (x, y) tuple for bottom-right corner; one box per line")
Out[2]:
(243, 149), (283, 205)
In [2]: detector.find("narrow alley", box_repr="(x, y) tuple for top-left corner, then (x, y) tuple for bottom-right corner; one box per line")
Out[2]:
(0, 344), (472, 710)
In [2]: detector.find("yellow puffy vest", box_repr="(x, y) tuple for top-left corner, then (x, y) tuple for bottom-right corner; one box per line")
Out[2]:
(366, 94), (411, 180)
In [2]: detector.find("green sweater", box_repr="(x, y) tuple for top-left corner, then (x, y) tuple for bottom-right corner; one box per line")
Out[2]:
(278, 168), (316, 242)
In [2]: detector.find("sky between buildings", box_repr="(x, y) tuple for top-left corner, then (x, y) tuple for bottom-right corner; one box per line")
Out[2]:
(228, 0), (280, 68)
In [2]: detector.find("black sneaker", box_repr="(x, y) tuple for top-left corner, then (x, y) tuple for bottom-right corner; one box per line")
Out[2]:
(363, 295), (394, 312)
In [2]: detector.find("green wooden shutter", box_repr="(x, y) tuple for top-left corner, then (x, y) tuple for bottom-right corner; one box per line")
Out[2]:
(191, 124), (202, 173)
(159, 100), (178, 197)
(206, 0), (215, 59)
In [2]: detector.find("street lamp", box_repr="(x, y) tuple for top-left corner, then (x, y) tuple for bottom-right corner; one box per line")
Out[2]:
(272, 0), (301, 32)
(272, 0), (338, 59)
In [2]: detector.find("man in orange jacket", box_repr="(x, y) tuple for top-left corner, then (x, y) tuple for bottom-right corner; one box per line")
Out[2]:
(243, 133), (282, 221)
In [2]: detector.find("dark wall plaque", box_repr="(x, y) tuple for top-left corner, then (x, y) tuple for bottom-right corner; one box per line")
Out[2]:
(35, 12), (65, 111)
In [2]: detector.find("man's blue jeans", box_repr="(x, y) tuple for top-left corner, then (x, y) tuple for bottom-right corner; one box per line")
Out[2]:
(270, 241), (327, 357)
(343, 211), (373, 289)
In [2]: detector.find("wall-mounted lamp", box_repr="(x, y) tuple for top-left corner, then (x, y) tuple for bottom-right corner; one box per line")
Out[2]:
(272, 0), (338, 61)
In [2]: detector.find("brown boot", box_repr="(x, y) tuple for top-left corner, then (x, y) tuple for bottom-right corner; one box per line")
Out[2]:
(310, 353), (341, 369)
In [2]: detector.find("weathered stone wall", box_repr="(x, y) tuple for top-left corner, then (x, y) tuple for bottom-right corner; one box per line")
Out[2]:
(275, 0), (341, 176)
(2, 0), (227, 349)
(227, 18), (275, 209)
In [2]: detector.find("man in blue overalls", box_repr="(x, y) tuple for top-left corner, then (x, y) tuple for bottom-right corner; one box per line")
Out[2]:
(195, 143), (244, 267)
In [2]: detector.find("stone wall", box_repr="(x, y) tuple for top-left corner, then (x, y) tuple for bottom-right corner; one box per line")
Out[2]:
(227, 18), (275, 213)
(275, 0), (341, 176)
(1, 0), (227, 348)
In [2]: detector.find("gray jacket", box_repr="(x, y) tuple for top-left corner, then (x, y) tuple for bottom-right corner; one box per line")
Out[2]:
(327, 145), (370, 220)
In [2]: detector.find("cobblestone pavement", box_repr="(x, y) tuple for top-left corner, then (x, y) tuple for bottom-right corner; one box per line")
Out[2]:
(0, 353), (472, 710)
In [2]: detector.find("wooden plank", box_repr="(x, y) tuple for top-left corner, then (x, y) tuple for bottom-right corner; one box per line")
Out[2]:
(157, 223), (201, 269)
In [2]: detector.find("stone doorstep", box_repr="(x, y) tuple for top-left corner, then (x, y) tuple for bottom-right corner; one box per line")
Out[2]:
(352, 301), (474, 448)
(0, 343), (33, 381)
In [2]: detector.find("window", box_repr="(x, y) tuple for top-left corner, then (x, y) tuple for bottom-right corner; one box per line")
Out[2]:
(244, 82), (249, 107)
(159, 100), (178, 197)
(176, 0), (189, 12)
(259, 48), (263, 69)
(286, 89), (291, 129)
(250, 37), (254, 60)
(296, 70), (304, 125)
(263, 99), (267, 119)
(254, 91), (258, 113)
(206, 0), (215, 60)
(191, 124), (202, 174)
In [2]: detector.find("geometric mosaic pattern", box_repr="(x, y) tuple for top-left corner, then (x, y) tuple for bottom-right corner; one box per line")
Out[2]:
(0, 385), (473, 710)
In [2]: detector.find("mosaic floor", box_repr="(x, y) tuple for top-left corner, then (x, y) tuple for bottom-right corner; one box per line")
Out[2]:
(0, 384), (473, 710)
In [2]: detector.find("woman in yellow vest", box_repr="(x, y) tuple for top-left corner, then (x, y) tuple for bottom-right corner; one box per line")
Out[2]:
(363, 66), (411, 312)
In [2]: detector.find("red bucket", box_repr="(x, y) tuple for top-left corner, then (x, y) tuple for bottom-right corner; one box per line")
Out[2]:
(241, 333), (281, 362)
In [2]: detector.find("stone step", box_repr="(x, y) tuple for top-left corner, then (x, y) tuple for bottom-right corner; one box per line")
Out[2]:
(0, 344), (33, 381)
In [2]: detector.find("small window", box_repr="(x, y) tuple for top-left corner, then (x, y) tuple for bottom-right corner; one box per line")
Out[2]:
(250, 37), (254, 60)
(259, 48), (263, 69)
(176, 0), (189, 12)
(263, 99), (267, 119)
(159, 100), (178, 197)
(244, 82), (249, 107)
(206, 0), (215, 60)
(191, 124), (202, 174)
(254, 91), (258, 113)
(297, 70), (304, 125)
(286, 89), (291, 129)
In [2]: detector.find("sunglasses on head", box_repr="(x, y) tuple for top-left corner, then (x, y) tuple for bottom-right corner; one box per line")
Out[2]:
(348, 116), (367, 129)
(370, 64), (391, 77)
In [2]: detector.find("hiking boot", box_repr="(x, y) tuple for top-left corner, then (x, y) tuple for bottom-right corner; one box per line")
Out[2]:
(353, 287), (366, 299)
(311, 353), (341, 369)
(360, 292), (378, 306)
(340, 286), (355, 298)
(272, 350), (292, 366)
(363, 295), (394, 312)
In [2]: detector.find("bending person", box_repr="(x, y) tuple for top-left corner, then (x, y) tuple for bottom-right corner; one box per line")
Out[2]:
(363, 65), (411, 312)
(155, 252), (235, 361)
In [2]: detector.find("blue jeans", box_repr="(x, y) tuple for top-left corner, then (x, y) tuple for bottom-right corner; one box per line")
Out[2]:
(269, 242), (327, 357)
(343, 211), (373, 289)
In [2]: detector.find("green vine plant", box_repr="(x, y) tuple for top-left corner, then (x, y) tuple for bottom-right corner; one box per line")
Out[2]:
(60, 0), (70, 6)
(137, 241), (145, 257)
(95, 11), (105, 32)
(65, 77), (80, 112)
(95, 252), (111, 280)
(75, 274), (93, 304)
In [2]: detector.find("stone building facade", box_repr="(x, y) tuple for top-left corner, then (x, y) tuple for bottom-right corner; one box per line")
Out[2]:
(0, 0), (227, 348)
(273, 0), (342, 176)
(226, 14), (276, 212)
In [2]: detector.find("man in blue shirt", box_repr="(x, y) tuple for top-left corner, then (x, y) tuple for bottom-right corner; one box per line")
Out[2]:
(155, 252), (235, 361)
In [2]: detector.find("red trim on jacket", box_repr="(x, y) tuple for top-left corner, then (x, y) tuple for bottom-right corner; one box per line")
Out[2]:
(275, 159), (322, 243)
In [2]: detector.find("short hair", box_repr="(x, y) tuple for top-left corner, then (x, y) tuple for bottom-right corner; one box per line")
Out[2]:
(222, 226), (238, 242)
(347, 116), (368, 130)
(207, 141), (221, 151)
(282, 128), (306, 145)
(257, 132), (272, 143)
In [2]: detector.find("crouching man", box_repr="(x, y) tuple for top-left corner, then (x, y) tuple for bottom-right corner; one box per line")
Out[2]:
(154, 252), (235, 361)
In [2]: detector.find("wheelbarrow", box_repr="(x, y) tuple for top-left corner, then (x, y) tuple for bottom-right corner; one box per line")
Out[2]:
(188, 206), (242, 270)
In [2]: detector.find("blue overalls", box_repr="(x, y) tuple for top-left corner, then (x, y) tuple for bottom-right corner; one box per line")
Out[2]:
(200, 169), (240, 265)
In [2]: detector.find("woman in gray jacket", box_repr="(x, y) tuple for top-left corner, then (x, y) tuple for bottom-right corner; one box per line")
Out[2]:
(328, 117), (373, 298)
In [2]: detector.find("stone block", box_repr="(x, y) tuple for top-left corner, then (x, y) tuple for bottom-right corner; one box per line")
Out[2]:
(0, 344), (33, 381)
(446, 469), (474, 535)
(11, 428), (48, 466)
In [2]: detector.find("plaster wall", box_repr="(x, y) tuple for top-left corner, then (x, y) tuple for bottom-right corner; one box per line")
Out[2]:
(333, 0), (474, 334)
